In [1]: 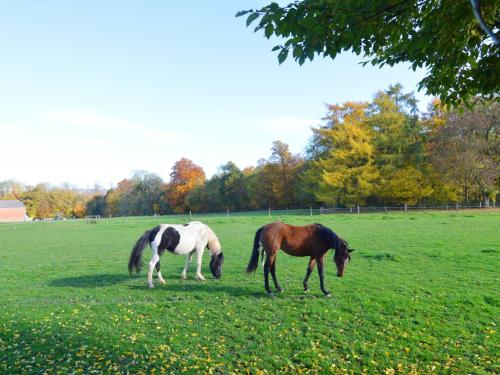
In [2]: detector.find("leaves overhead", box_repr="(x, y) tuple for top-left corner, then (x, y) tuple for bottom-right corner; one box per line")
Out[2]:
(236, 0), (500, 106)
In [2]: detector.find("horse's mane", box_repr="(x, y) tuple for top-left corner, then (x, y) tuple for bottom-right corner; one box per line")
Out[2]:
(204, 225), (221, 255)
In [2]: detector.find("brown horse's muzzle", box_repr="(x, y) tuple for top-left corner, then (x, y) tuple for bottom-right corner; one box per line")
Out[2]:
(335, 258), (347, 277)
(335, 262), (345, 277)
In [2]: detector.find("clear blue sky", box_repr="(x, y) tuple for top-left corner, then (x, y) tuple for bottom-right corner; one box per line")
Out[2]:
(0, 1), (431, 188)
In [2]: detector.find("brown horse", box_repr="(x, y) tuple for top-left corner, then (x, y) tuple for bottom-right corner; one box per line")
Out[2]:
(246, 222), (353, 296)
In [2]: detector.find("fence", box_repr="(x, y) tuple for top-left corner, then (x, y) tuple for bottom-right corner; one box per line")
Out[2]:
(4, 203), (496, 226)
(178, 203), (496, 219)
(319, 202), (497, 215)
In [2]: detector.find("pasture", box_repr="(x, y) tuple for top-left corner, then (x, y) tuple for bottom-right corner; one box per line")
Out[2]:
(0, 211), (498, 374)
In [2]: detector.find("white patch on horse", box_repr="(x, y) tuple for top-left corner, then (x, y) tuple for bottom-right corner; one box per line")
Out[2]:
(128, 221), (224, 288)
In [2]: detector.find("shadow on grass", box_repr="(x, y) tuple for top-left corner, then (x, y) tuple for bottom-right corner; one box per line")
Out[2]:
(127, 281), (264, 297)
(48, 273), (131, 288)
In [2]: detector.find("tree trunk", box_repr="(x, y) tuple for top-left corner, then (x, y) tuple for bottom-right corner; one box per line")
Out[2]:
(484, 193), (490, 207)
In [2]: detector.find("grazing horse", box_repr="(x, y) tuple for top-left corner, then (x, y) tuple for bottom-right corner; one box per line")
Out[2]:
(246, 222), (353, 296)
(128, 221), (224, 288)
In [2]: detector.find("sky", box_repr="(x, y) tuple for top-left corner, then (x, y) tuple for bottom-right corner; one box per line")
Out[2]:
(0, 1), (432, 189)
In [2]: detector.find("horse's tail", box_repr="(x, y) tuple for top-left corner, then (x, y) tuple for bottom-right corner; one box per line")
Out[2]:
(128, 230), (151, 275)
(246, 226), (264, 273)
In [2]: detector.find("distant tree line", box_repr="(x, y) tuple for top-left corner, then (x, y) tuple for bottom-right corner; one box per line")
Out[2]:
(1, 85), (498, 218)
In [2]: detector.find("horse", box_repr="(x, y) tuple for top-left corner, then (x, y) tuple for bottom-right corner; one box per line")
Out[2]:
(246, 222), (353, 297)
(128, 221), (224, 288)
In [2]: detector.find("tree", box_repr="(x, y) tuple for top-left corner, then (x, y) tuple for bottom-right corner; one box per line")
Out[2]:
(313, 102), (379, 207)
(368, 86), (427, 171)
(269, 140), (301, 206)
(130, 171), (165, 215)
(252, 158), (280, 208)
(21, 184), (49, 218)
(218, 162), (249, 210)
(49, 188), (77, 217)
(237, 1), (499, 105)
(429, 100), (499, 206)
(86, 195), (106, 216)
(104, 179), (132, 217)
(380, 166), (433, 205)
(167, 158), (205, 213)
(0, 180), (24, 199)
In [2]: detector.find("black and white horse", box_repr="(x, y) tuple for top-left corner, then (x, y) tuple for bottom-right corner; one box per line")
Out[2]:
(128, 221), (224, 288)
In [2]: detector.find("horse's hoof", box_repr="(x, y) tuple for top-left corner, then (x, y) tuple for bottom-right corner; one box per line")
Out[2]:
(148, 284), (154, 289)
(159, 279), (166, 285)
(266, 292), (274, 297)
(324, 293), (331, 298)
(304, 289), (309, 294)
(278, 288), (284, 293)
(196, 275), (205, 281)
(180, 274), (187, 280)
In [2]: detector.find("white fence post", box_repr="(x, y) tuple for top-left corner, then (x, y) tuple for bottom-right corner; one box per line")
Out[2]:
(309, 206), (312, 217)
(357, 205), (360, 215)
(226, 209), (229, 218)
(404, 203), (408, 213)
(189, 210), (192, 219)
(268, 208), (271, 217)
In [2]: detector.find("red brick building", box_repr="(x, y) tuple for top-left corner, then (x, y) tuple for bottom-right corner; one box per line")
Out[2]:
(0, 200), (27, 222)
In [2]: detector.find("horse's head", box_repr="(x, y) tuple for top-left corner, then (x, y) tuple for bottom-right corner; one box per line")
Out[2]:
(333, 237), (354, 277)
(319, 226), (353, 277)
(205, 225), (224, 279)
(209, 253), (224, 279)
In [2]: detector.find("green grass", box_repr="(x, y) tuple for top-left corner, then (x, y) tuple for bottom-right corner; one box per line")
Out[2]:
(0, 211), (498, 374)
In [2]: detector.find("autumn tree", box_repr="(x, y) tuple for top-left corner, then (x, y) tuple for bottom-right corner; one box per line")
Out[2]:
(49, 188), (77, 217)
(104, 179), (134, 216)
(380, 166), (433, 205)
(167, 158), (205, 213)
(429, 100), (499, 206)
(0, 180), (24, 200)
(365, 86), (435, 204)
(269, 141), (303, 206)
(251, 158), (280, 209)
(313, 102), (379, 207)
(367, 87), (424, 171)
(238, 1), (499, 105)
(21, 184), (49, 218)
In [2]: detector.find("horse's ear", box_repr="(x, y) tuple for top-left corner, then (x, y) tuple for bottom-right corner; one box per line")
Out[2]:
(348, 248), (355, 253)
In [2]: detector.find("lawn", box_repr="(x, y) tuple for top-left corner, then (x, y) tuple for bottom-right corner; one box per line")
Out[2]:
(0, 211), (498, 374)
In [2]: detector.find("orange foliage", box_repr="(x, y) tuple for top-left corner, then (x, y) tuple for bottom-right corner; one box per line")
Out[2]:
(167, 158), (205, 212)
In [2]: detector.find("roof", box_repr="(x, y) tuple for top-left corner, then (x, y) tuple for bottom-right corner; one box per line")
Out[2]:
(0, 200), (25, 208)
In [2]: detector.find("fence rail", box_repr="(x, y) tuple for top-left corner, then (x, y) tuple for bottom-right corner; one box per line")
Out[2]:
(3, 203), (497, 225)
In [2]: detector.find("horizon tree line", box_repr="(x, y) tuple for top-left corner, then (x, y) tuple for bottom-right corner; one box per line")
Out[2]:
(1, 85), (498, 218)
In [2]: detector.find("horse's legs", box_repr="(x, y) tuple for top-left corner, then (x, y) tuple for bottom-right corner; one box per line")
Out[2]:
(155, 261), (166, 285)
(148, 250), (160, 288)
(303, 257), (316, 292)
(269, 255), (283, 292)
(181, 250), (195, 280)
(316, 255), (331, 297)
(195, 246), (205, 281)
(263, 251), (273, 295)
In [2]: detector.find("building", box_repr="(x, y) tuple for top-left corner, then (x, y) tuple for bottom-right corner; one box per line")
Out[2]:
(0, 200), (27, 222)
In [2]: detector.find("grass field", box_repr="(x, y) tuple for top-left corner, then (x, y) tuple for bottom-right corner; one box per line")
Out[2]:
(0, 211), (498, 374)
